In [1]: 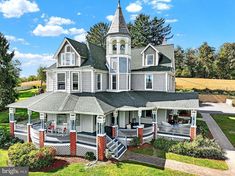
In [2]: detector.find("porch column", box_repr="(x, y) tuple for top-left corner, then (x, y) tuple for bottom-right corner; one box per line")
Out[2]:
(9, 108), (15, 137)
(190, 110), (197, 141)
(97, 115), (106, 161)
(152, 108), (158, 140)
(39, 113), (46, 148)
(70, 113), (77, 156)
(112, 110), (118, 138)
(138, 109), (142, 126)
(27, 110), (32, 142)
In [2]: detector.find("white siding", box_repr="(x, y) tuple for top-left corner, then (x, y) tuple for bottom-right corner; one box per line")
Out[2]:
(157, 109), (167, 123)
(80, 114), (95, 133)
(82, 71), (92, 92)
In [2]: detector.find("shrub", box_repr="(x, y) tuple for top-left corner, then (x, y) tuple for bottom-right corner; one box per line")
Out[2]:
(153, 138), (178, 152)
(0, 128), (23, 149)
(130, 137), (141, 147)
(85, 152), (96, 161)
(8, 143), (56, 169)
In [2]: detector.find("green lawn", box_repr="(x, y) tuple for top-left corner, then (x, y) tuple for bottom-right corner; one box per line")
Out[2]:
(212, 114), (235, 147)
(132, 146), (228, 170)
(18, 89), (38, 101)
(197, 119), (213, 139)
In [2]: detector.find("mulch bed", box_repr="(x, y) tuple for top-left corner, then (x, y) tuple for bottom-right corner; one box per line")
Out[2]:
(128, 143), (152, 151)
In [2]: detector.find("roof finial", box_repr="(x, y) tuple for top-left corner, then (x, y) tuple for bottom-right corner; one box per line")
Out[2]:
(118, 0), (120, 7)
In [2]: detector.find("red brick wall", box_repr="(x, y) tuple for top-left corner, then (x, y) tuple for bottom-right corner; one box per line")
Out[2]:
(10, 122), (14, 137)
(39, 130), (45, 148)
(112, 126), (116, 138)
(27, 124), (32, 142)
(190, 127), (197, 141)
(97, 135), (106, 161)
(137, 127), (143, 144)
(70, 132), (77, 156)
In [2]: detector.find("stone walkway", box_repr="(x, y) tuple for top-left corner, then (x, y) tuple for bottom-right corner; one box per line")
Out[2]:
(123, 151), (233, 176)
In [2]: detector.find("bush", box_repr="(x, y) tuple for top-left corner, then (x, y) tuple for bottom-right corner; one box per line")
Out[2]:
(130, 137), (141, 147)
(153, 138), (178, 152)
(85, 152), (96, 161)
(169, 135), (225, 160)
(8, 143), (56, 169)
(0, 128), (23, 149)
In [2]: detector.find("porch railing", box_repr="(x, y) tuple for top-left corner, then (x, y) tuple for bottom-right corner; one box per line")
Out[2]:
(118, 128), (137, 138)
(158, 124), (190, 137)
(77, 133), (96, 146)
(15, 124), (27, 133)
(143, 126), (153, 136)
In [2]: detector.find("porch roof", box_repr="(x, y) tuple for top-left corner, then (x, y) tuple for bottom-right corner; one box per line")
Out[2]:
(7, 91), (199, 114)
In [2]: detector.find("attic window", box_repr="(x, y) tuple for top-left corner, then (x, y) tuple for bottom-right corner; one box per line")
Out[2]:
(146, 54), (154, 66)
(60, 45), (75, 66)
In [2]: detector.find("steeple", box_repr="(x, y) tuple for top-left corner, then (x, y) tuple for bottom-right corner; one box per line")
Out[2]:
(107, 0), (130, 35)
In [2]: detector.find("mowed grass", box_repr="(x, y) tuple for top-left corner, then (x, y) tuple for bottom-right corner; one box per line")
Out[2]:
(30, 162), (195, 176)
(132, 146), (228, 170)
(212, 114), (235, 147)
(176, 78), (235, 91)
(18, 88), (38, 101)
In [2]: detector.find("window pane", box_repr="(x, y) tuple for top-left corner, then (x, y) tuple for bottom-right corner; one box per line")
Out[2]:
(110, 57), (117, 73)
(119, 57), (127, 73)
(112, 75), (117, 90)
(147, 55), (154, 65)
(72, 73), (78, 90)
(57, 114), (67, 125)
(58, 73), (65, 82)
(97, 74), (101, 90)
(66, 46), (71, 52)
(146, 75), (153, 89)
(58, 73), (65, 90)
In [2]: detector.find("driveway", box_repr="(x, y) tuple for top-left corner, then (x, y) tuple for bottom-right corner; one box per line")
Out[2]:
(199, 102), (235, 114)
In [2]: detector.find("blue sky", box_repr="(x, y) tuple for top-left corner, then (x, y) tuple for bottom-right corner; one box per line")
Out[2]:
(0, 0), (235, 77)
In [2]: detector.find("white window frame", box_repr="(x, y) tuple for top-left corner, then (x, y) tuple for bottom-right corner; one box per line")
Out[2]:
(96, 73), (102, 91)
(60, 44), (75, 67)
(111, 74), (117, 90)
(71, 72), (79, 91)
(145, 74), (153, 90)
(145, 54), (154, 66)
(57, 72), (66, 91)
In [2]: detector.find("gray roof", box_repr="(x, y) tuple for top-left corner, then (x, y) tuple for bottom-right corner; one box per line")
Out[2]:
(8, 91), (199, 114)
(107, 3), (130, 35)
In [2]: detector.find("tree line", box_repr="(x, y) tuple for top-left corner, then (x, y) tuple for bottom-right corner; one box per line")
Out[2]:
(175, 43), (235, 79)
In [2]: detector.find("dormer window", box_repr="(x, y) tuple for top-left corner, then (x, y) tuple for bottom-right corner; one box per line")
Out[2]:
(146, 54), (154, 66)
(60, 45), (75, 66)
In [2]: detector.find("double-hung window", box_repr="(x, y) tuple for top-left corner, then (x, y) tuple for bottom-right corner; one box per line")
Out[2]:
(57, 73), (66, 90)
(145, 74), (153, 90)
(146, 54), (154, 66)
(96, 74), (102, 90)
(72, 73), (79, 91)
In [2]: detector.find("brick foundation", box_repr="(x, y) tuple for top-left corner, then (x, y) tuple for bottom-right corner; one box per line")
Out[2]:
(10, 122), (15, 137)
(137, 126), (143, 144)
(190, 126), (197, 141)
(112, 126), (117, 138)
(70, 131), (77, 156)
(27, 124), (32, 142)
(39, 130), (45, 148)
(97, 135), (106, 161)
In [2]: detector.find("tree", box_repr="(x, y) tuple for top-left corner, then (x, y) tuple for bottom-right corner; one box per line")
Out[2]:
(37, 66), (47, 88)
(86, 22), (109, 48)
(174, 46), (185, 76)
(215, 43), (235, 79)
(185, 48), (199, 78)
(0, 33), (21, 111)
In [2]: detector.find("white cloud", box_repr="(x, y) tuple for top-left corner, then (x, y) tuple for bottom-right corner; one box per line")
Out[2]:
(0, 0), (39, 18)
(46, 16), (74, 26)
(106, 15), (114, 22)
(176, 33), (184, 37)
(126, 3), (142, 13)
(77, 12), (81, 16)
(5, 35), (29, 45)
(74, 33), (87, 43)
(130, 14), (138, 21)
(41, 13), (46, 18)
(151, 2), (172, 10)
(68, 28), (86, 35)
(14, 50), (54, 67)
(165, 18), (178, 23)
(32, 24), (67, 37)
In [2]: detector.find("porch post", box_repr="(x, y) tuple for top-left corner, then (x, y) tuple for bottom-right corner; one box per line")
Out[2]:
(39, 113), (46, 148)
(138, 109), (142, 126)
(137, 109), (143, 144)
(70, 113), (77, 156)
(152, 108), (158, 140)
(112, 110), (118, 138)
(190, 110), (197, 141)
(27, 110), (32, 142)
(97, 115), (106, 161)
(9, 108), (15, 137)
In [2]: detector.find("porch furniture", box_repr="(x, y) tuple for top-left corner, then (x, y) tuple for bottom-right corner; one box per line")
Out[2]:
(47, 124), (55, 133)
(160, 121), (173, 132)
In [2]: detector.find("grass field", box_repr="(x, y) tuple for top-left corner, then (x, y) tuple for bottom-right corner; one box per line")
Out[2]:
(21, 81), (45, 88)
(212, 114), (235, 147)
(176, 78), (235, 91)
(132, 147), (228, 170)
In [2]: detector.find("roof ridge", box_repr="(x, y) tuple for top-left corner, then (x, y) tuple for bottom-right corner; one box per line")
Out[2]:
(58, 93), (70, 111)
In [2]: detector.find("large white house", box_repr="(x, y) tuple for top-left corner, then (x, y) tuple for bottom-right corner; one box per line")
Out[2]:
(8, 2), (199, 161)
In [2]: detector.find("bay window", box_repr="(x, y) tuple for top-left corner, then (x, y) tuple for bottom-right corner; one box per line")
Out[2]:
(57, 73), (66, 90)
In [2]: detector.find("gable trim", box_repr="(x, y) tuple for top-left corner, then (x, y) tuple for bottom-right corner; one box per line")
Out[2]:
(141, 44), (159, 54)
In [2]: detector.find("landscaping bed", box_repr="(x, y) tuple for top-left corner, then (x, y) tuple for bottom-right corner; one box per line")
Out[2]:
(212, 114), (235, 147)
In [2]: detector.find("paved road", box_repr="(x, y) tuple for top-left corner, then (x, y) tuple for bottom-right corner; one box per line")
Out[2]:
(199, 103), (235, 114)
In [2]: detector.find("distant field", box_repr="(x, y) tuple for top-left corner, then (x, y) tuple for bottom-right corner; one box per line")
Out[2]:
(21, 80), (45, 87)
(176, 78), (235, 91)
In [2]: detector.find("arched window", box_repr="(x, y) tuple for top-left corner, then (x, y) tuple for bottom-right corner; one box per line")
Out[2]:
(112, 40), (117, 54)
(61, 44), (75, 66)
(65, 45), (71, 52)
(120, 40), (126, 54)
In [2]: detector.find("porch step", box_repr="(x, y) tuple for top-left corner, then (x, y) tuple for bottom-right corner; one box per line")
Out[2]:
(106, 136), (127, 160)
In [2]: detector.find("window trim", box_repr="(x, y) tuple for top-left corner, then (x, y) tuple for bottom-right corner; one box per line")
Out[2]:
(145, 54), (154, 66)
(96, 73), (102, 91)
(57, 72), (66, 91)
(145, 74), (153, 90)
(71, 72), (79, 91)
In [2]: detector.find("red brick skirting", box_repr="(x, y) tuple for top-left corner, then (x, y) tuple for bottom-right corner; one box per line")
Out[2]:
(39, 130), (45, 148)
(27, 124), (32, 142)
(97, 135), (106, 161)
(10, 122), (15, 137)
(190, 127), (197, 141)
(112, 126), (117, 138)
(137, 127), (143, 144)
(70, 132), (77, 156)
